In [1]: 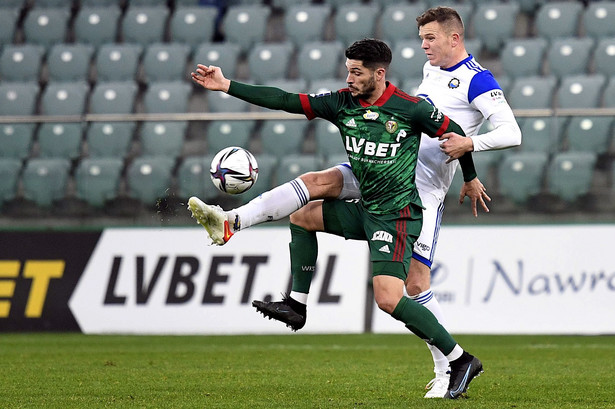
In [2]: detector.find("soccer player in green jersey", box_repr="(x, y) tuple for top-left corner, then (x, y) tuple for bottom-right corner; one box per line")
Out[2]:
(190, 38), (483, 399)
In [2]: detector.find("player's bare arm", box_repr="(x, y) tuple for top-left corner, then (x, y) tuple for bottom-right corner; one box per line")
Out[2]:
(191, 64), (231, 92)
(439, 132), (474, 163)
(459, 177), (491, 217)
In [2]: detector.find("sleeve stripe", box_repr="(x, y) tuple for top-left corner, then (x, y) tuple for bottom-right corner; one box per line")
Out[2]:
(299, 93), (315, 120)
(434, 115), (450, 137)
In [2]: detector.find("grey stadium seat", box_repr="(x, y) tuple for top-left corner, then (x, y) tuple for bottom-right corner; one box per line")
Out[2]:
(206, 120), (256, 155)
(36, 123), (84, 159)
(380, 3), (427, 47)
(170, 6), (218, 51)
(75, 157), (124, 208)
(0, 124), (35, 159)
(0, 159), (22, 207)
(192, 42), (241, 79)
(121, 6), (169, 46)
(95, 43), (143, 82)
(126, 156), (175, 206)
(23, 7), (70, 49)
(143, 81), (192, 114)
(89, 81), (138, 114)
(74, 6), (121, 47)
(0, 82), (39, 116)
(221, 5), (271, 53)
(546, 151), (597, 203)
(46, 44), (94, 83)
(142, 43), (191, 82)
(583, 2), (615, 39)
(507, 76), (557, 110)
(297, 41), (343, 84)
(0, 7), (19, 44)
(334, 4), (379, 47)
(86, 122), (136, 158)
(139, 121), (187, 158)
(284, 4), (331, 48)
(260, 120), (308, 159)
(555, 74), (606, 109)
(472, 3), (520, 54)
(247, 42), (294, 84)
(497, 152), (548, 205)
(22, 158), (71, 207)
(500, 38), (547, 79)
(592, 38), (615, 78)
(40, 82), (89, 116)
(0, 44), (44, 83)
(389, 41), (425, 81)
(564, 116), (613, 155)
(535, 1), (583, 40)
(546, 37), (595, 78)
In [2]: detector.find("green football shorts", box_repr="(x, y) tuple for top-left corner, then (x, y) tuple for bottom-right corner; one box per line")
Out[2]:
(322, 199), (423, 280)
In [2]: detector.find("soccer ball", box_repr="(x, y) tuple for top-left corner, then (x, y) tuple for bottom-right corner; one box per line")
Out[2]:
(210, 146), (258, 194)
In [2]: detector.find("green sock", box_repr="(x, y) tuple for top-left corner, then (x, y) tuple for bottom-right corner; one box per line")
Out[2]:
(391, 296), (457, 355)
(289, 223), (318, 294)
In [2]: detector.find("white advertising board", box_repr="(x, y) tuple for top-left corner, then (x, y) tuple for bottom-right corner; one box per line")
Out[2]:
(372, 225), (615, 335)
(69, 228), (370, 335)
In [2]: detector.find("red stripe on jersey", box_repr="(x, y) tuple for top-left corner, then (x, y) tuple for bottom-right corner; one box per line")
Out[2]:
(361, 82), (398, 107)
(299, 93), (315, 120)
(393, 89), (421, 103)
(393, 206), (412, 262)
(434, 115), (450, 137)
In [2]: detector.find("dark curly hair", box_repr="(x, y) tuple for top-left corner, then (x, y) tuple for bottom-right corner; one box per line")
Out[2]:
(345, 38), (392, 71)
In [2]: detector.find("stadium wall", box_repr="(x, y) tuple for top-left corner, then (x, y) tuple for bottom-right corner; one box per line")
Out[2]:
(1, 226), (614, 335)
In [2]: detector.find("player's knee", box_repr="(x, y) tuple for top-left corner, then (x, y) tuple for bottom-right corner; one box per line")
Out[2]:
(299, 168), (342, 200)
(290, 201), (323, 231)
(374, 293), (397, 314)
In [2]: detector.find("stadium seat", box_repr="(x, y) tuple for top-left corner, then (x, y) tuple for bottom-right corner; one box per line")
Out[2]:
(497, 152), (548, 205)
(86, 122), (136, 158)
(142, 43), (191, 82)
(564, 116), (613, 155)
(80, 0), (122, 5)
(555, 74), (606, 109)
(263, 79), (308, 93)
(582, 2), (615, 39)
(139, 121), (187, 158)
(508, 76), (557, 110)
(334, 4), (379, 47)
(500, 38), (547, 79)
(23, 7), (70, 49)
(0, 124), (35, 159)
(36, 123), (84, 159)
(535, 1), (583, 40)
(206, 90), (250, 113)
(121, 6), (169, 46)
(603, 77), (615, 108)
(40, 82), (89, 116)
(296, 42), (343, 83)
(0, 7), (19, 44)
(314, 119), (346, 160)
(169, 6), (218, 51)
(22, 158), (71, 207)
(89, 81), (138, 114)
(260, 120), (308, 159)
(592, 38), (615, 78)
(380, 4), (427, 47)
(192, 42), (241, 79)
(472, 3), (520, 54)
(206, 120), (256, 155)
(389, 41), (425, 81)
(465, 38), (483, 58)
(74, 6), (121, 48)
(283, 4), (331, 48)
(546, 37), (595, 78)
(143, 81), (192, 113)
(517, 116), (566, 154)
(0, 44), (44, 83)
(222, 5), (271, 53)
(247, 42), (294, 84)
(176, 154), (219, 202)
(0, 82), (39, 116)
(275, 154), (322, 184)
(126, 156), (175, 206)
(308, 79), (347, 94)
(446, 152), (497, 203)
(95, 43), (143, 82)
(401, 77), (422, 96)
(46, 44), (94, 83)
(239, 153), (278, 203)
(127, 0), (167, 6)
(546, 151), (597, 202)
(0, 159), (22, 207)
(75, 157), (124, 208)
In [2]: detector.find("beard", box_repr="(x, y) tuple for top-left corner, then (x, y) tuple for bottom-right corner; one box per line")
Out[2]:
(352, 75), (377, 100)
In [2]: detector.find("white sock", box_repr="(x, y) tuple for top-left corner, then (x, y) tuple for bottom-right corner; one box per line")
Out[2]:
(409, 289), (450, 374)
(229, 178), (310, 231)
(290, 291), (308, 305)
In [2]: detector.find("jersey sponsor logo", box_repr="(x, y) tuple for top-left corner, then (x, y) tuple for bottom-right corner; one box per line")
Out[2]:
(345, 135), (401, 157)
(448, 78), (460, 89)
(363, 110), (379, 120)
(378, 245), (390, 254)
(385, 120), (398, 133)
(345, 118), (357, 128)
(490, 90), (505, 103)
(371, 230), (393, 243)
(415, 241), (431, 253)
(309, 91), (332, 98)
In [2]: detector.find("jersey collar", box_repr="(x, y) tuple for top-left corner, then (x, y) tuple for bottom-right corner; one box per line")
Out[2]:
(359, 82), (396, 107)
(440, 54), (473, 72)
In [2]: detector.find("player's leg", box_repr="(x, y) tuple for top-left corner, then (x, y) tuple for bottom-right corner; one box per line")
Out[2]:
(367, 207), (482, 400)
(406, 194), (450, 398)
(188, 166), (345, 245)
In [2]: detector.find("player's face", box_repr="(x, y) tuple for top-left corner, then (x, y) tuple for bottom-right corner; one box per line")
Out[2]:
(419, 21), (456, 69)
(345, 59), (377, 99)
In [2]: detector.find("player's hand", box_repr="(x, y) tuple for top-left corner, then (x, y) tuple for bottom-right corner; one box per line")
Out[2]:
(459, 177), (490, 217)
(439, 132), (474, 163)
(191, 64), (231, 92)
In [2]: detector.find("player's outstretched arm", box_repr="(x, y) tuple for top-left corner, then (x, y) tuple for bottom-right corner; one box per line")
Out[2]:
(191, 64), (231, 92)
(459, 178), (491, 217)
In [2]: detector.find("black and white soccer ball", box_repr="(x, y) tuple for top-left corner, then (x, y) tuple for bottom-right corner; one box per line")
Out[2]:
(210, 146), (258, 194)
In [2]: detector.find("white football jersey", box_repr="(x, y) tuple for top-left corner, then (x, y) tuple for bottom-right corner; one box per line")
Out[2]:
(414, 55), (509, 200)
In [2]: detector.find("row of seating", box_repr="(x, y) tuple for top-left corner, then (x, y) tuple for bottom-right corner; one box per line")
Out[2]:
(0, 149), (608, 213)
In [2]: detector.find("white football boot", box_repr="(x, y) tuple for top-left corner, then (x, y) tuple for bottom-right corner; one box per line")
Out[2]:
(424, 371), (450, 398)
(187, 196), (233, 245)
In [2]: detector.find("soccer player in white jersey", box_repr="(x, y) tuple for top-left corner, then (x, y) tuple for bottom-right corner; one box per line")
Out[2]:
(188, 6), (521, 398)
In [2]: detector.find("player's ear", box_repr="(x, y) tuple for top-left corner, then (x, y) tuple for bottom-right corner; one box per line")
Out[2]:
(376, 67), (386, 80)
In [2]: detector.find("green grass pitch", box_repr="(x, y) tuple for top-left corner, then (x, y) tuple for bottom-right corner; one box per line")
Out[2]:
(1, 333), (613, 408)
